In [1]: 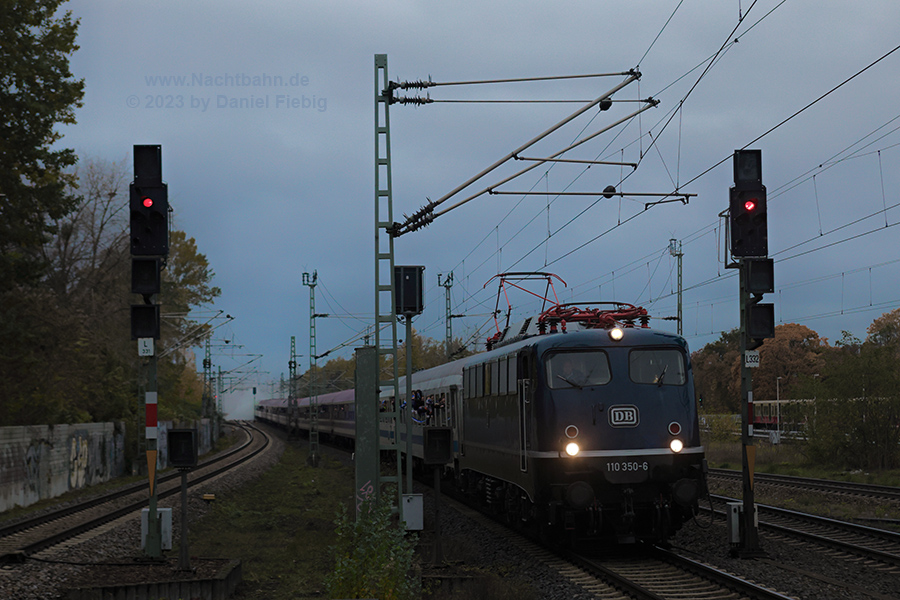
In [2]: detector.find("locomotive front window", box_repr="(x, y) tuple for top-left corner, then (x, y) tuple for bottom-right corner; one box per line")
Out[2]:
(547, 351), (611, 389)
(629, 349), (686, 386)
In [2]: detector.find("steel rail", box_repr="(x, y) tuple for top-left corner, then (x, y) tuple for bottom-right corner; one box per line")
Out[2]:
(0, 423), (270, 564)
(0, 423), (254, 540)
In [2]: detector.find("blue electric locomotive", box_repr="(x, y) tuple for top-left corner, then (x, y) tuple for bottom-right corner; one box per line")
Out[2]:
(451, 305), (705, 543)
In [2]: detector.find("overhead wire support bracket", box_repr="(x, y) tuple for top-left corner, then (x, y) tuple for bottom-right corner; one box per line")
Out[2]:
(486, 190), (695, 206)
(393, 70), (638, 88)
(391, 72), (646, 237)
(513, 155), (638, 169)
(642, 193), (696, 209)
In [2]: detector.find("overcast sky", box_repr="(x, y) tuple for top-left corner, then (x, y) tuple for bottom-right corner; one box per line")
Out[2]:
(60, 1), (900, 409)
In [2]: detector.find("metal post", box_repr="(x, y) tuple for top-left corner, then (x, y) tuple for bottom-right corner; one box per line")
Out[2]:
(374, 54), (403, 514)
(355, 346), (380, 512)
(288, 336), (298, 439)
(433, 466), (443, 566)
(669, 239), (683, 336)
(405, 316), (414, 494)
(776, 376), (782, 444)
(178, 469), (190, 571)
(439, 272), (454, 356)
(738, 260), (763, 556)
(145, 355), (162, 558)
(202, 337), (212, 419)
(303, 272), (320, 467)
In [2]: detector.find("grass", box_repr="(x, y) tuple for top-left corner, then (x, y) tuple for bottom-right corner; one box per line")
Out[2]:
(180, 441), (540, 599)
(702, 436), (900, 525)
(703, 437), (900, 487)
(184, 443), (350, 599)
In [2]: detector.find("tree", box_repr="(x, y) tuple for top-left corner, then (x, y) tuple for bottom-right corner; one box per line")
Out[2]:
(0, 0), (85, 291)
(754, 323), (827, 401)
(866, 307), (900, 349)
(691, 329), (740, 412)
(0, 156), (216, 428)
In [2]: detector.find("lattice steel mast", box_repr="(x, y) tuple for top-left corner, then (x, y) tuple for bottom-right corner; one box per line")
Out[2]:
(373, 54), (403, 512)
(303, 271), (320, 467)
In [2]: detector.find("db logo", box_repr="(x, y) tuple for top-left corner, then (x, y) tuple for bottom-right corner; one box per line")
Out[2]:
(609, 405), (639, 427)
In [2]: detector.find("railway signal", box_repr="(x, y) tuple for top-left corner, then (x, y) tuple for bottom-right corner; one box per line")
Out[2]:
(730, 188), (767, 257)
(745, 258), (774, 349)
(729, 149), (767, 258)
(128, 144), (169, 559)
(130, 182), (169, 256)
(130, 145), (168, 255)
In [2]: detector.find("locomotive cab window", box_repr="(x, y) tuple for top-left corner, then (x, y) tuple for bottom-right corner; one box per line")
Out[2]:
(629, 349), (686, 386)
(547, 351), (611, 389)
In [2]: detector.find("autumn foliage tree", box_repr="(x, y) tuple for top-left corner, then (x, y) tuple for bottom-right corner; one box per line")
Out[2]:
(0, 156), (219, 428)
(692, 310), (900, 470)
(788, 309), (900, 469)
(691, 329), (741, 413)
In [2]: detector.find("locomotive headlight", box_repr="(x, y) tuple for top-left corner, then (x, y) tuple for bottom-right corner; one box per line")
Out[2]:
(669, 439), (684, 453)
(565, 442), (580, 457)
(608, 327), (624, 341)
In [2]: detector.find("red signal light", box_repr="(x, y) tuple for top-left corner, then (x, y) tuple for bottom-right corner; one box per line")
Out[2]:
(744, 199), (756, 212)
(142, 197), (153, 208)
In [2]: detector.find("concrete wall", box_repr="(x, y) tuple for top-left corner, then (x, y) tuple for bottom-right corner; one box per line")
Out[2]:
(0, 419), (217, 513)
(0, 422), (127, 513)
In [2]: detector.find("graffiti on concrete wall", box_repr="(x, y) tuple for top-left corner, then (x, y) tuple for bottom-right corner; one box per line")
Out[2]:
(24, 444), (40, 495)
(69, 433), (90, 489)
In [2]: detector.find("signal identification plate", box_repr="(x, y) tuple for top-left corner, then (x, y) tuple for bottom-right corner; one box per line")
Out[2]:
(744, 350), (760, 368)
(138, 338), (154, 357)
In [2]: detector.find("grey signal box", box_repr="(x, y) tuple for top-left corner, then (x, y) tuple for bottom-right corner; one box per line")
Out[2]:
(423, 427), (453, 465)
(168, 429), (198, 468)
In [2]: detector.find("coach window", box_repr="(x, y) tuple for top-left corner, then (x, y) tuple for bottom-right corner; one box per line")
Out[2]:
(475, 364), (484, 398)
(629, 349), (686, 386)
(499, 357), (508, 395)
(491, 360), (500, 396)
(547, 351), (611, 389)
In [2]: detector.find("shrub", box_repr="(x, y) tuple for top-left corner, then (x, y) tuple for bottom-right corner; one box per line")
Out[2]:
(324, 499), (420, 600)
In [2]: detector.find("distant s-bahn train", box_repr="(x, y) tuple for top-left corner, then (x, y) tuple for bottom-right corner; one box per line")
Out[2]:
(256, 298), (706, 544)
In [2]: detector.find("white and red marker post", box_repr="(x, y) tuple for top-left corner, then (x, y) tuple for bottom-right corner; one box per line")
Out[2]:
(144, 355), (163, 558)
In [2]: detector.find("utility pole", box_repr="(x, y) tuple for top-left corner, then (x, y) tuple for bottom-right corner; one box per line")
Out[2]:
(288, 336), (299, 439)
(372, 54), (403, 516)
(668, 239), (683, 336)
(438, 272), (454, 356)
(202, 337), (213, 419)
(303, 271), (320, 467)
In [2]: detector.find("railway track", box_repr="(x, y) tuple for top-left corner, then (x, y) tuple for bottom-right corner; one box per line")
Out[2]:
(0, 421), (271, 564)
(434, 481), (794, 599)
(708, 494), (900, 568)
(709, 468), (900, 503)
(566, 544), (795, 600)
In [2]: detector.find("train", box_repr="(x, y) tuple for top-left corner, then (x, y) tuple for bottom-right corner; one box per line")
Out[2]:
(256, 280), (707, 545)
